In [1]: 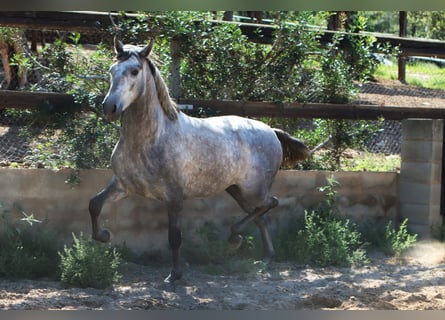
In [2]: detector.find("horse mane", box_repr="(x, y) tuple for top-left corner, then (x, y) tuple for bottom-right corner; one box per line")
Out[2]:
(147, 59), (179, 121)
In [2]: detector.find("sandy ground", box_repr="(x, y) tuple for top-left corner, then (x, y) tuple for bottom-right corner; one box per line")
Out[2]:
(1, 241), (445, 310)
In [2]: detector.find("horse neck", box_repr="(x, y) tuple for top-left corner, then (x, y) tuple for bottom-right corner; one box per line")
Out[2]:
(120, 89), (167, 146)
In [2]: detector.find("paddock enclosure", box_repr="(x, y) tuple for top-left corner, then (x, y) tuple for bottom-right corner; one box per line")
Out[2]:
(1, 10), (445, 311)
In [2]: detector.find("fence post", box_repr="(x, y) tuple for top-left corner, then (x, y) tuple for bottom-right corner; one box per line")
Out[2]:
(169, 36), (182, 100)
(398, 11), (407, 83)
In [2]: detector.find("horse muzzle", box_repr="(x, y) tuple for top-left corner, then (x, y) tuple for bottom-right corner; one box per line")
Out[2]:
(103, 96), (122, 121)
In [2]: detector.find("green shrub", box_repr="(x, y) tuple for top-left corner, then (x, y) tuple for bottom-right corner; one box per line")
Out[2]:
(58, 233), (122, 289)
(382, 219), (417, 257)
(275, 211), (368, 267)
(274, 177), (368, 267)
(0, 207), (60, 279)
(360, 218), (417, 257)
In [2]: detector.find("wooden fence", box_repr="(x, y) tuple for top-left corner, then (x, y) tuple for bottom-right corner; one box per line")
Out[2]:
(1, 11), (445, 121)
(1, 11), (445, 57)
(1, 90), (445, 121)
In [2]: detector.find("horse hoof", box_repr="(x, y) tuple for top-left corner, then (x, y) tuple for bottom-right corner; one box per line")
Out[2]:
(163, 270), (182, 292)
(98, 229), (112, 243)
(262, 255), (273, 265)
(228, 233), (243, 249)
(163, 280), (176, 292)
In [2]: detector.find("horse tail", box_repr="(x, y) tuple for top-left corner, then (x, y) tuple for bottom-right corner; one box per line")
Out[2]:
(274, 129), (309, 167)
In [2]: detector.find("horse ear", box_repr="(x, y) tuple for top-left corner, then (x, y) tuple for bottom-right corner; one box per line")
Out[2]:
(139, 38), (154, 58)
(114, 35), (124, 54)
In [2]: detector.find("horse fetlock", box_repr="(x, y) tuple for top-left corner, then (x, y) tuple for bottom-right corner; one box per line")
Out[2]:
(94, 229), (113, 243)
(228, 233), (243, 249)
(270, 196), (279, 209)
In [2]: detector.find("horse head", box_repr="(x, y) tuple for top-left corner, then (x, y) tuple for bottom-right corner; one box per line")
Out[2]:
(102, 36), (154, 121)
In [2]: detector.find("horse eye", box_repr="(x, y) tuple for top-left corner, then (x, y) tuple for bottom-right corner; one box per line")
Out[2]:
(130, 69), (139, 76)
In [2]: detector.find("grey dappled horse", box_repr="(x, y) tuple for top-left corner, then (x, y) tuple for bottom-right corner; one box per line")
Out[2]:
(89, 37), (309, 287)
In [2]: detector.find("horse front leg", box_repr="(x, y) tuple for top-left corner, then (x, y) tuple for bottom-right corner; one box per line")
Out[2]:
(164, 199), (183, 288)
(89, 176), (127, 243)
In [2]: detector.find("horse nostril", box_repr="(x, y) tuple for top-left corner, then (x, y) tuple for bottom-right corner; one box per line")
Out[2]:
(112, 105), (117, 114)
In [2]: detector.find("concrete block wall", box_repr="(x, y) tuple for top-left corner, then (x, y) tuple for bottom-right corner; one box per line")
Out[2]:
(0, 169), (398, 254)
(400, 119), (443, 237)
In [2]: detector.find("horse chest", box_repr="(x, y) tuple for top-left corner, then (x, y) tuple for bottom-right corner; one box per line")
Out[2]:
(111, 143), (173, 200)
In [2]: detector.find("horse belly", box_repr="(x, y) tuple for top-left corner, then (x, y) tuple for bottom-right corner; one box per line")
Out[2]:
(182, 151), (242, 199)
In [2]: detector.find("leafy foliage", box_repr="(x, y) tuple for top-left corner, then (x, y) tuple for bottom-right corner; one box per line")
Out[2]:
(25, 35), (118, 169)
(274, 177), (368, 267)
(0, 204), (60, 279)
(15, 11), (397, 170)
(296, 118), (382, 171)
(58, 233), (122, 289)
(382, 219), (418, 257)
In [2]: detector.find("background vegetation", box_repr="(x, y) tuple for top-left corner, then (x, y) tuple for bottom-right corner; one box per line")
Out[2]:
(1, 11), (410, 170)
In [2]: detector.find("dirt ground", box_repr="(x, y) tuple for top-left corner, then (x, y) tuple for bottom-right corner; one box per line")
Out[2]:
(1, 241), (445, 310)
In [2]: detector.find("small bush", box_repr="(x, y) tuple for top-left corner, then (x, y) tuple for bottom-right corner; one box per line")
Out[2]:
(382, 219), (417, 257)
(274, 177), (368, 267)
(0, 208), (60, 279)
(360, 218), (418, 257)
(59, 233), (122, 289)
(275, 211), (368, 267)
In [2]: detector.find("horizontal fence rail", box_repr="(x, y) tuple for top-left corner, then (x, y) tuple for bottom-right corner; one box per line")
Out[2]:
(177, 99), (445, 120)
(1, 90), (445, 120)
(1, 11), (445, 58)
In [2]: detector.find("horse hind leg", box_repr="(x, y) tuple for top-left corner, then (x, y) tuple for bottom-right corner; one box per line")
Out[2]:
(253, 216), (275, 262)
(89, 176), (127, 243)
(226, 185), (278, 260)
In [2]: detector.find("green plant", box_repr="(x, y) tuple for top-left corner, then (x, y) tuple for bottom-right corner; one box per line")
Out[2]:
(58, 233), (122, 289)
(294, 118), (382, 171)
(0, 205), (60, 279)
(274, 177), (368, 267)
(340, 152), (401, 172)
(9, 12), (394, 171)
(382, 219), (417, 257)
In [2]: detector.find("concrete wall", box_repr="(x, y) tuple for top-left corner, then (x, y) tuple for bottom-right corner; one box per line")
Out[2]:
(0, 169), (398, 253)
(400, 119), (444, 237)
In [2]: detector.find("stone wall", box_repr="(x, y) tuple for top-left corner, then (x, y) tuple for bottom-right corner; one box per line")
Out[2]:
(0, 169), (398, 253)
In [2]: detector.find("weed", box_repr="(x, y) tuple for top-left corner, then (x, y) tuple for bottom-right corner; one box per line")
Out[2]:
(382, 219), (417, 257)
(0, 205), (60, 279)
(58, 233), (122, 289)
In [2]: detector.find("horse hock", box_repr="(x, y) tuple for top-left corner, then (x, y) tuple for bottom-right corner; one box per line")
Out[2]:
(228, 196), (279, 256)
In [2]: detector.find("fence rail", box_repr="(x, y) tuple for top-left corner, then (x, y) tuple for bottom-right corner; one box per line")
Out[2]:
(0, 90), (76, 110)
(1, 90), (445, 121)
(1, 11), (445, 58)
